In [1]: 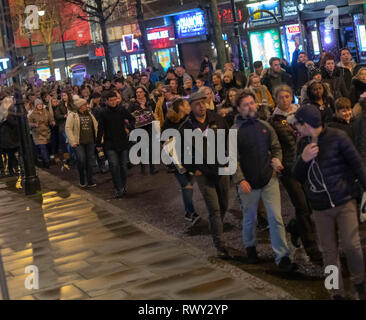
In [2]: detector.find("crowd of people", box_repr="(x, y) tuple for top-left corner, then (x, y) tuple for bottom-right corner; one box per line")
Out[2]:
(1, 46), (366, 299)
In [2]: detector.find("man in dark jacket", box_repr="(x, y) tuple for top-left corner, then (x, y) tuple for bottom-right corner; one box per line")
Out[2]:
(0, 96), (19, 176)
(321, 53), (350, 99)
(262, 57), (293, 96)
(292, 48), (312, 96)
(292, 104), (366, 299)
(96, 91), (136, 198)
(179, 91), (232, 259)
(232, 89), (296, 272)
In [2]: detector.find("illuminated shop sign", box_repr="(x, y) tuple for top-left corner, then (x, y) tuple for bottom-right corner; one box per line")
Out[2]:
(287, 25), (301, 34)
(0, 58), (10, 72)
(95, 47), (105, 57)
(147, 25), (175, 49)
(218, 7), (244, 24)
(174, 10), (206, 38)
(121, 34), (141, 53)
(248, 0), (281, 22)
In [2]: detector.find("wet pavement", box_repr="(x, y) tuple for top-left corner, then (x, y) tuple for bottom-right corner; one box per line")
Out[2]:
(0, 171), (292, 300)
(45, 162), (366, 300)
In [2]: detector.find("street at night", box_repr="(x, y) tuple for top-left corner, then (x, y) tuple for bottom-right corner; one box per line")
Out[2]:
(1, 0), (366, 309)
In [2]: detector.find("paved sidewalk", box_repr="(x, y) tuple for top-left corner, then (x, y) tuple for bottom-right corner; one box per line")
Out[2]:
(0, 170), (293, 300)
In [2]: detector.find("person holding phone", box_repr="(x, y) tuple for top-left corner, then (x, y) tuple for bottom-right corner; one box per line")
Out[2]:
(293, 103), (366, 300)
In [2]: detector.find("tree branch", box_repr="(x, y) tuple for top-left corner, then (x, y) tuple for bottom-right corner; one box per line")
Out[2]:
(104, 0), (122, 21)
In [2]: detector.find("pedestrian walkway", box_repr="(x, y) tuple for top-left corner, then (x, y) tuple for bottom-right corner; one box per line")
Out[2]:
(0, 170), (293, 300)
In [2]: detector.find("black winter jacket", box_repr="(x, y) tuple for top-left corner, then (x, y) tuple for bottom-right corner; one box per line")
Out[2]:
(0, 105), (19, 149)
(179, 110), (229, 180)
(232, 115), (282, 189)
(96, 105), (136, 151)
(350, 78), (366, 105)
(270, 109), (298, 176)
(321, 67), (349, 99)
(293, 127), (366, 211)
(327, 117), (354, 142)
(353, 112), (366, 166)
(261, 69), (293, 96)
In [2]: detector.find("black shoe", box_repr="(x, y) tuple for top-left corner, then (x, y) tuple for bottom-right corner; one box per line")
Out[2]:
(278, 256), (298, 273)
(286, 219), (301, 248)
(246, 246), (260, 264)
(115, 190), (124, 199)
(150, 167), (159, 175)
(122, 187), (127, 195)
(217, 246), (235, 260)
(305, 247), (323, 265)
(185, 212), (193, 222)
(355, 282), (366, 300)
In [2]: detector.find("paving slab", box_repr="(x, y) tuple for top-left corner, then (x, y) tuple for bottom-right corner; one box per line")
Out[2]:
(0, 171), (293, 300)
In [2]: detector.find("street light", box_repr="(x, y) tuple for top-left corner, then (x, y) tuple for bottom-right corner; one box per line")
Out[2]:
(230, 0), (245, 71)
(1, 0), (41, 195)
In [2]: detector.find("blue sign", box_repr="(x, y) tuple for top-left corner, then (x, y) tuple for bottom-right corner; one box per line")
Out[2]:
(175, 10), (206, 39)
(248, 0), (281, 22)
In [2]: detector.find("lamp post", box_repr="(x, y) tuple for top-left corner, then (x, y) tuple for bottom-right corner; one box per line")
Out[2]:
(230, 0), (245, 71)
(1, 0), (41, 195)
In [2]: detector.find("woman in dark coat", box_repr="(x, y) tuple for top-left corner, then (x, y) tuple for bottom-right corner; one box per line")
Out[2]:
(350, 67), (366, 105)
(128, 85), (157, 175)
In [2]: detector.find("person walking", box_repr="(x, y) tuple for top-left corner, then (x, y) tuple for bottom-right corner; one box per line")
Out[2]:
(65, 97), (98, 188)
(292, 104), (366, 299)
(232, 89), (297, 272)
(179, 91), (233, 259)
(96, 91), (136, 198)
(28, 99), (53, 168)
(270, 85), (321, 263)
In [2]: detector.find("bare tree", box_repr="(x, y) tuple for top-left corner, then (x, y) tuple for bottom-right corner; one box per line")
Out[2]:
(65, 0), (123, 79)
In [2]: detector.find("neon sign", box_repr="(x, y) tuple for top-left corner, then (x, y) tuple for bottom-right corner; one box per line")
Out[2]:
(0, 58), (10, 71)
(147, 26), (175, 49)
(175, 10), (206, 38)
(287, 25), (301, 33)
(218, 8), (243, 24)
(121, 34), (140, 53)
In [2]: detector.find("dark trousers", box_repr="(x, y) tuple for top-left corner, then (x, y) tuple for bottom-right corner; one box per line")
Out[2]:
(50, 125), (59, 155)
(36, 144), (49, 165)
(74, 144), (95, 185)
(105, 149), (128, 192)
(174, 171), (196, 215)
(4, 148), (19, 175)
(196, 175), (230, 250)
(280, 174), (317, 248)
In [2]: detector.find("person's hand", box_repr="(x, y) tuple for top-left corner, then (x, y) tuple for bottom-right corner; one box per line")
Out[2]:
(238, 180), (251, 194)
(195, 170), (203, 176)
(64, 114), (67, 118)
(125, 128), (130, 135)
(96, 147), (103, 152)
(51, 121), (56, 127)
(301, 143), (319, 162)
(271, 158), (284, 172)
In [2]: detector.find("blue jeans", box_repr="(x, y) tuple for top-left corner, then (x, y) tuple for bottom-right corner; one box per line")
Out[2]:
(237, 177), (290, 264)
(105, 149), (128, 192)
(74, 144), (95, 185)
(174, 171), (196, 215)
(36, 144), (49, 165)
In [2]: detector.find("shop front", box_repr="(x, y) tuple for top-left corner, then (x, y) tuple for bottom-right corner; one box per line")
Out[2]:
(299, 0), (366, 63)
(120, 34), (146, 76)
(147, 25), (179, 71)
(174, 9), (210, 75)
(245, 0), (285, 68)
(0, 57), (9, 85)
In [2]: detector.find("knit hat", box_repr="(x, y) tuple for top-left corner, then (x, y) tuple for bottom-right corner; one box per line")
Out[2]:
(294, 103), (322, 128)
(34, 98), (43, 107)
(73, 97), (87, 110)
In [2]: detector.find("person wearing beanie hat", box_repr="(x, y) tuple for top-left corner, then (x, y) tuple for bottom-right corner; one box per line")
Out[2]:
(65, 96), (99, 188)
(293, 103), (366, 300)
(28, 97), (53, 168)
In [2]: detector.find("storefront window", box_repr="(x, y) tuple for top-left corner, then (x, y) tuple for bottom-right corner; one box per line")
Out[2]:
(130, 53), (146, 73)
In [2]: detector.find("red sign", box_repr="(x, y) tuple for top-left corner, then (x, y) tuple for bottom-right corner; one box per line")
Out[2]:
(95, 47), (105, 57)
(218, 8), (243, 24)
(10, 0), (91, 48)
(287, 25), (301, 34)
(147, 25), (175, 50)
